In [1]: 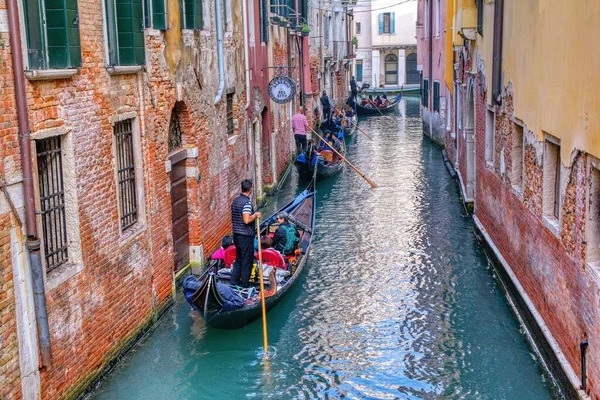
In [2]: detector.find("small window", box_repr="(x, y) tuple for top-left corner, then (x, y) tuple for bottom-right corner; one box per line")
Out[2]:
(106, 0), (146, 66)
(456, 83), (461, 129)
(477, 0), (483, 36)
(143, 0), (167, 29)
(24, 0), (82, 69)
(512, 122), (524, 189)
(324, 17), (330, 47)
(180, 0), (203, 29)
(588, 165), (600, 267)
(259, 0), (268, 42)
(424, 0), (428, 39)
(385, 54), (398, 85)
(36, 136), (69, 271)
(226, 93), (234, 135)
(433, 81), (440, 112)
(114, 120), (138, 230)
(485, 109), (495, 164)
(355, 21), (362, 35)
(543, 136), (561, 220)
(168, 111), (182, 152)
(379, 12), (394, 34)
(435, 0), (440, 37)
(422, 79), (429, 108)
(355, 59), (363, 81)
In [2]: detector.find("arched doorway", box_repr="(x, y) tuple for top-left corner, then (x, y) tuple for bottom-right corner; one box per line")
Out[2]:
(406, 53), (419, 84)
(384, 54), (398, 85)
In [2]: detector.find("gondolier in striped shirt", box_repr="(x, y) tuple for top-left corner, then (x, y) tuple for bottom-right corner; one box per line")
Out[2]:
(230, 179), (261, 288)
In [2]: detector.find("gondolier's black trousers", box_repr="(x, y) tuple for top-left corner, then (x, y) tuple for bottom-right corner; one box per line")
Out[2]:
(231, 234), (255, 288)
(295, 134), (307, 154)
(322, 107), (331, 121)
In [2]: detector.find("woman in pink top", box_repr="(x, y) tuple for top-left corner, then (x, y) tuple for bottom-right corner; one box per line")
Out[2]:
(291, 106), (309, 153)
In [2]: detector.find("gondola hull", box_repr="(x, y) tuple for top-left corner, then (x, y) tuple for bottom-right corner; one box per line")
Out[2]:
(341, 115), (357, 136)
(183, 182), (316, 330)
(356, 94), (402, 115)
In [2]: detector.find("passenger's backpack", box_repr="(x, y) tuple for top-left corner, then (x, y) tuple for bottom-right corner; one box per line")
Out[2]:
(281, 224), (298, 254)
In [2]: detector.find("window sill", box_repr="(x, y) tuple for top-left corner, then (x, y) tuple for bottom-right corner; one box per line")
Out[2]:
(227, 135), (239, 146)
(542, 215), (560, 237)
(46, 262), (84, 292)
(486, 160), (494, 169)
(106, 65), (143, 76)
(120, 223), (147, 247)
(25, 68), (78, 81)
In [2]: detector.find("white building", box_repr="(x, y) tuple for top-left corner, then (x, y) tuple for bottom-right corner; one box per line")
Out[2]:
(353, 0), (418, 88)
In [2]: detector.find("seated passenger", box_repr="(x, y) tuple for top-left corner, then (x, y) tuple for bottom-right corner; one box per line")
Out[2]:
(271, 212), (299, 255)
(211, 235), (234, 261)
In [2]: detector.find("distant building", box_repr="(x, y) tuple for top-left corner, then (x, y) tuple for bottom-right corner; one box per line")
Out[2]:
(353, 0), (418, 88)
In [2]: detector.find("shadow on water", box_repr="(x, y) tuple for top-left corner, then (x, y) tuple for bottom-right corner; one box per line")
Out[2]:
(90, 97), (557, 400)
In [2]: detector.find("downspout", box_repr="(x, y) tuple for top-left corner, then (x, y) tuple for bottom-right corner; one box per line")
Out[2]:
(214, 0), (226, 104)
(428, 0), (433, 110)
(243, 0), (251, 109)
(491, 0), (503, 105)
(6, 0), (52, 368)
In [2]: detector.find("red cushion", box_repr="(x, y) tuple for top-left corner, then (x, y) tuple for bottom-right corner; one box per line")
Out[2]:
(224, 246), (237, 268)
(255, 248), (285, 269)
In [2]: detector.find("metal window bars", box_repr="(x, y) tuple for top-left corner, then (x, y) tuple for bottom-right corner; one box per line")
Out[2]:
(36, 136), (69, 271)
(226, 93), (234, 135)
(114, 120), (138, 230)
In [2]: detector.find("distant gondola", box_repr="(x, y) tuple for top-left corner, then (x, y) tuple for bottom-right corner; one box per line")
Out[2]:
(356, 93), (402, 115)
(341, 114), (357, 137)
(182, 180), (316, 330)
(296, 131), (346, 179)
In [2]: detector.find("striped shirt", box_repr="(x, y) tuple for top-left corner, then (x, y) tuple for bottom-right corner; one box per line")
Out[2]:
(242, 201), (253, 215)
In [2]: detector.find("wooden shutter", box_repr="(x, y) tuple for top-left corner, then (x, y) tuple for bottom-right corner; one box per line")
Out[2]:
(115, 0), (145, 65)
(181, 0), (202, 29)
(422, 79), (429, 107)
(45, 0), (82, 68)
(477, 0), (483, 35)
(390, 12), (395, 34)
(151, 0), (167, 29)
(378, 13), (383, 34)
(260, 0), (268, 42)
(194, 0), (203, 29)
(23, 0), (46, 69)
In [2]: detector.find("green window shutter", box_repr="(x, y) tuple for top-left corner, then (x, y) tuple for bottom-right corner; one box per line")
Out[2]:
(181, 0), (201, 29)
(23, 0), (46, 69)
(193, 0), (203, 29)
(260, 0), (268, 43)
(433, 81), (440, 111)
(116, 0), (145, 65)
(422, 79), (429, 107)
(45, 0), (81, 68)
(152, 0), (167, 29)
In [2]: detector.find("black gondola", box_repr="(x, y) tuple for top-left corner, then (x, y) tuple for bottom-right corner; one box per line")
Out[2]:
(356, 93), (402, 115)
(182, 181), (316, 329)
(296, 133), (345, 180)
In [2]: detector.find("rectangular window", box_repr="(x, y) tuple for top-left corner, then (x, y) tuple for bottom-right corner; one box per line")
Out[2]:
(324, 17), (330, 47)
(106, 0), (146, 66)
(226, 93), (234, 135)
(114, 120), (138, 230)
(512, 122), (524, 190)
(379, 13), (394, 34)
(180, 0), (203, 29)
(36, 137), (69, 272)
(456, 83), (461, 129)
(424, 0), (428, 39)
(355, 21), (362, 35)
(543, 136), (561, 220)
(422, 79), (429, 107)
(588, 165), (600, 266)
(259, 0), (268, 42)
(355, 60), (363, 81)
(435, 0), (440, 37)
(24, 0), (82, 69)
(485, 109), (495, 163)
(433, 81), (440, 112)
(477, 0), (483, 36)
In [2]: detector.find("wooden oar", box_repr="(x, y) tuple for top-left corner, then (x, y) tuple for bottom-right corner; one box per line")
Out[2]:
(308, 126), (377, 188)
(334, 107), (373, 141)
(255, 218), (269, 358)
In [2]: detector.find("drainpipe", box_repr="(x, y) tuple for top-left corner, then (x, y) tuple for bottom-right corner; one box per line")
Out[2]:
(428, 0), (433, 110)
(491, 0), (504, 105)
(243, 0), (251, 109)
(6, 0), (52, 368)
(213, 0), (226, 104)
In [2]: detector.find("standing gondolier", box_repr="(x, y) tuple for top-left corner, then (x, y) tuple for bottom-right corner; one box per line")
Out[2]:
(350, 76), (358, 102)
(320, 91), (332, 121)
(230, 179), (261, 288)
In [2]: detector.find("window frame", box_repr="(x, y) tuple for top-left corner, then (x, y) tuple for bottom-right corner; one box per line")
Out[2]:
(542, 133), (562, 229)
(226, 93), (235, 136)
(511, 119), (525, 192)
(114, 118), (139, 231)
(433, 81), (440, 112)
(355, 21), (362, 35)
(180, 0), (203, 29)
(104, 0), (147, 66)
(587, 159), (600, 268)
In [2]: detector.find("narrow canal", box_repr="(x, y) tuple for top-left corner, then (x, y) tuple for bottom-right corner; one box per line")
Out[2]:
(90, 98), (556, 399)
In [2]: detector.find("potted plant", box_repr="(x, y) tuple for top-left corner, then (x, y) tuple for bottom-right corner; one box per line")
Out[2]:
(351, 36), (358, 48)
(299, 24), (310, 36)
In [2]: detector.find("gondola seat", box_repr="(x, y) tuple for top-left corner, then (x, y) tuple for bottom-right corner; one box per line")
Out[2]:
(255, 248), (285, 269)
(224, 245), (237, 268)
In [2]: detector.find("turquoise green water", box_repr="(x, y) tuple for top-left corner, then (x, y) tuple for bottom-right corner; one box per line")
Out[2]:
(90, 98), (557, 399)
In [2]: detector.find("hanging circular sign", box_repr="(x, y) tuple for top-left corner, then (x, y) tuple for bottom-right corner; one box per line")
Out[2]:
(268, 76), (296, 104)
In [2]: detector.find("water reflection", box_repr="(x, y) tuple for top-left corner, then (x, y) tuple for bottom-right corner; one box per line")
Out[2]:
(90, 97), (554, 400)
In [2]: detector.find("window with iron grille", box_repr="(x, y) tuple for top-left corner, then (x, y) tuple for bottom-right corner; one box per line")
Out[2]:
(226, 93), (234, 135)
(36, 136), (69, 271)
(168, 111), (182, 152)
(114, 120), (138, 230)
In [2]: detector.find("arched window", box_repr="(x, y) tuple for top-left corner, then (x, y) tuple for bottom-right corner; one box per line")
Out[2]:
(168, 110), (182, 152)
(406, 53), (419, 84)
(385, 54), (398, 85)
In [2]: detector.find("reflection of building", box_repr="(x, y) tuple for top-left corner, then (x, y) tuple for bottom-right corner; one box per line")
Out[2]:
(353, 0), (418, 88)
